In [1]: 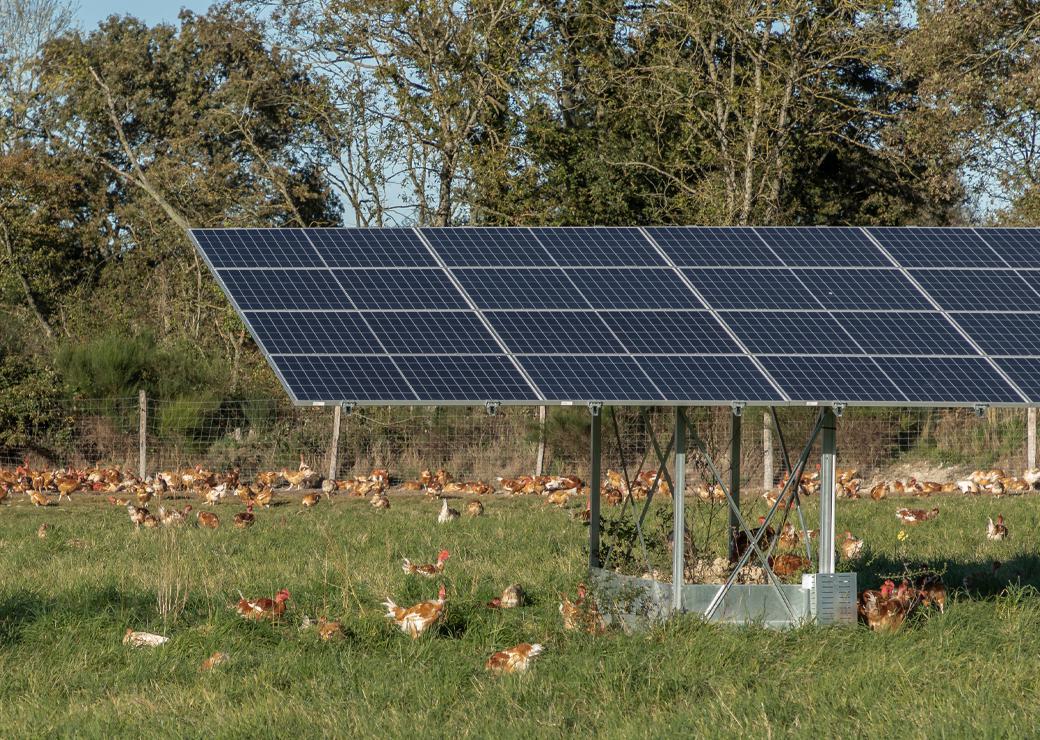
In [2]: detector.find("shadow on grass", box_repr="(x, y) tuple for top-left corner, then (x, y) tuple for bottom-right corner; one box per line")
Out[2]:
(853, 553), (1040, 598)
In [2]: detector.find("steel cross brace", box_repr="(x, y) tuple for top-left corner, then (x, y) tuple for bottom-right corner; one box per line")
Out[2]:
(701, 410), (826, 622)
(771, 407), (814, 563)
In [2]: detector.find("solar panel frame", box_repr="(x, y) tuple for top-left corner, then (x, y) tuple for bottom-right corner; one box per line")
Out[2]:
(421, 227), (555, 267)
(244, 311), (382, 354)
(216, 269), (355, 310)
(908, 269), (1040, 311)
(646, 226), (783, 266)
(755, 227), (890, 267)
(952, 313), (1040, 356)
(867, 227), (1006, 268)
(306, 228), (438, 267)
(531, 227), (666, 266)
(976, 228), (1040, 268)
(194, 228), (324, 268)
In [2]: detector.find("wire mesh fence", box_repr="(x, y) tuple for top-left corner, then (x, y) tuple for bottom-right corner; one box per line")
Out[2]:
(4, 395), (1035, 484)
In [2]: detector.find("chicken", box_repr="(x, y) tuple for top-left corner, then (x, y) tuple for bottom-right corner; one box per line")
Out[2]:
(437, 498), (460, 523)
(28, 490), (50, 507)
(486, 643), (544, 674)
(123, 628), (169, 647)
(920, 481), (943, 494)
(858, 584), (909, 632)
(301, 493), (321, 508)
(840, 530), (863, 560)
(986, 514), (1009, 541)
(869, 483), (887, 501)
(158, 504), (192, 527)
(916, 574), (947, 613)
(559, 583), (606, 634)
(37, 523), (49, 538)
(466, 500), (484, 517)
(55, 473), (81, 502)
(488, 584), (525, 609)
(235, 588), (291, 620)
(254, 487), (273, 508)
(402, 549), (451, 577)
(200, 651), (229, 671)
(371, 492), (390, 509)
(778, 523), (802, 550)
(197, 510), (220, 529)
(383, 584), (446, 638)
(126, 503), (152, 529)
(770, 554), (810, 578)
(956, 479), (979, 494)
(317, 616), (344, 641)
(234, 504), (256, 529)
(895, 507), (939, 524)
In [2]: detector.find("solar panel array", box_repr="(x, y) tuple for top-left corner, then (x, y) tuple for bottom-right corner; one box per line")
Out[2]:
(189, 226), (1040, 406)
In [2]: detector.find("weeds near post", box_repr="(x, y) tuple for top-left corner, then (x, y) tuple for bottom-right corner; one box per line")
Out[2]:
(156, 527), (190, 633)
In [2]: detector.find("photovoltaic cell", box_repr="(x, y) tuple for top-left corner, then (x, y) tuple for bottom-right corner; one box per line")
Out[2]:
(994, 359), (1040, 403)
(638, 355), (782, 402)
(873, 357), (1023, 404)
(867, 227), (1004, 268)
(307, 228), (437, 267)
(519, 355), (661, 401)
(797, 269), (931, 310)
(394, 355), (538, 401)
(363, 311), (500, 354)
(531, 227), (665, 266)
(909, 269), (1040, 311)
(599, 311), (741, 354)
(647, 227), (782, 266)
(217, 269), (354, 310)
(683, 268), (820, 310)
(194, 229), (323, 268)
(333, 269), (467, 309)
(245, 311), (381, 354)
(952, 313), (1040, 356)
(452, 269), (589, 309)
(978, 228), (1040, 268)
(720, 311), (851, 354)
(484, 311), (623, 354)
(755, 227), (889, 267)
(759, 356), (905, 402)
(274, 355), (416, 401)
(567, 268), (705, 309)
(421, 227), (554, 267)
(834, 312), (977, 356)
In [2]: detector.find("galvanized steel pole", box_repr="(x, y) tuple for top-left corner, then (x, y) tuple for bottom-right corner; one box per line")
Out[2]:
(729, 409), (741, 562)
(589, 407), (602, 569)
(818, 407), (837, 574)
(672, 407), (686, 612)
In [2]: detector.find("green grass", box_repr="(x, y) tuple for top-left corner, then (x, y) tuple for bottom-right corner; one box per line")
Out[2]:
(1, 491), (1040, 737)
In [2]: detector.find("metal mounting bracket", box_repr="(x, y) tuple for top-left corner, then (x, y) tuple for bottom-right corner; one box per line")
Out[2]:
(588, 402), (602, 417)
(341, 402), (356, 416)
(973, 404), (988, 418)
(485, 401), (500, 416)
(731, 401), (745, 417)
(832, 402), (846, 419)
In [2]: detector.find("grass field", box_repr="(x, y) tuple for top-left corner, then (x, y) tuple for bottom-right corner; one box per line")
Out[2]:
(2, 490), (1040, 737)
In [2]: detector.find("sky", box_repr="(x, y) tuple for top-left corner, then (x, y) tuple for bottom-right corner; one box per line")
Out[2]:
(75, 0), (212, 30)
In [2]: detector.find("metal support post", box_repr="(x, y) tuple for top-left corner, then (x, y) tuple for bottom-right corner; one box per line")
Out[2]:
(818, 407), (837, 574)
(328, 404), (342, 482)
(763, 412), (773, 492)
(672, 408), (686, 612)
(138, 389), (147, 480)
(1028, 407), (1036, 470)
(729, 410), (742, 562)
(589, 406), (602, 569)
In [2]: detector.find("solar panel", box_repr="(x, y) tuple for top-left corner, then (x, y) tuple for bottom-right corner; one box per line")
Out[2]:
(834, 312), (977, 356)
(638, 355), (783, 402)
(484, 311), (624, 354)
(977, 228), (1040, 268)
(519, 356), (661, 401)
(421, 227), (554, 267)
(193, 226), (1040, 406)
(217, 269), (354, 310)
(275, 355), (416, 402)
(452, 269), (588, 309)
(307, 228), (437, 267)
(245, 311), (381, 354)
(647, 227), (782, 266)
(195, 228), (323, 268)
(362, 311), (500, 354)
(684, 268), (820, 309)
(531, 227), (665, 266)
(952, 313), (1040, 356)
(755, 227), (889, 267)
(333, 269), (468, 309)
(908, 269), (1040, 311)
(566, 268), (705, 309)
(598, 311), (741, 354)
(872, 357), (1023, 404)
(394, 355), (538, 401)
(867, 227), (1004, 267)
(721, 311), (851, 354)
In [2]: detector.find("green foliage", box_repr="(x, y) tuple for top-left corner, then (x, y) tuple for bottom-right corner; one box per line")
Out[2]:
(0, 350), (68, 452)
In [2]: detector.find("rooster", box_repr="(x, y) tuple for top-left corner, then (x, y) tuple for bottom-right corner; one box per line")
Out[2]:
(486, 643), (544, 674)
(402, 549), (451, 577)
(487, 584), (525, 609)
(437, 498), (460, 523)
(896, 507), (939, 524)
(235, 588), (291, 621)
(234, 504), (256, 529)
(986, 514), (1009, 541)
(383, 584), (446, 638)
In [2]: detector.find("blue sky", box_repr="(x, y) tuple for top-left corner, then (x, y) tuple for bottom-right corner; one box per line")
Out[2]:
(75, 0), (212, 30)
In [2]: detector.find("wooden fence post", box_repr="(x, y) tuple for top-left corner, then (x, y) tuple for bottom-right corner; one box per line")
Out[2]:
(1028, 407), (1036, 470)
(535, 406), (546, 476)
(138, 389), (147, 479)
(763, 412), (773, 492)
(328, 404), (342, 481)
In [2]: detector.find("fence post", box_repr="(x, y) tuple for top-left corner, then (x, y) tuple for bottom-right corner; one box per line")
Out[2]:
(535, 406), (546, 476)
(138, 389), (147, 479)
(328, 404), (342, 481)
(763, 412), (773, 491)
(1029, 407), (1036, 470)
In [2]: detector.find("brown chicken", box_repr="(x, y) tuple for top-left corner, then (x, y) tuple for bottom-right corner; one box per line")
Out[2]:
(466, 500), (484, 516)
(28, 490), (50, 507)
(916, 574), (947, 613)
(858, 580), (909, 631)
(559, 583), (607, 634)
(200, 651), (229, 671)
(486, 643), (544, 674)
(235, 588), (291, 621)
(896, 507), (939, 524)
(383, 584), (446, 638)
(234, 505), (256, 529)
(986, 514), (1009, 541)
(840, 530), (864, 560)
(371, 492), (390, 509)
(317, 616), (344, 641)
(869, 483), (887, 501)
(254, 487), (273, 508)
(770, 554), (810, 578)
(488, 584), (525, 609)
(197, 510), (220, 529)
(301, 493), (321, 508)
(402, 549), (451, 577)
